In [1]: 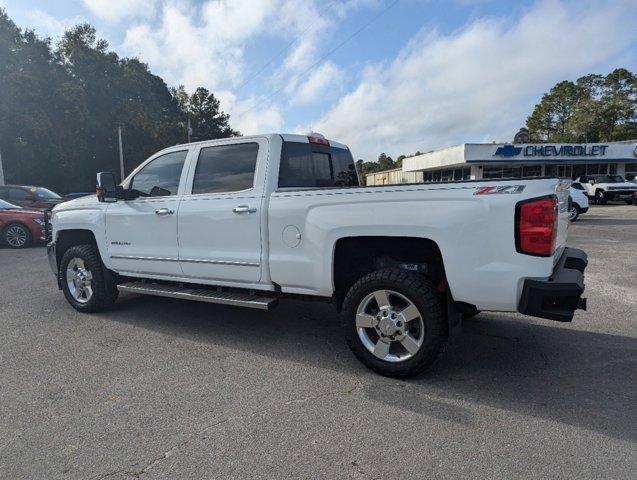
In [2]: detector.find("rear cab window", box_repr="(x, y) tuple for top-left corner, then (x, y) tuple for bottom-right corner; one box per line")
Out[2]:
(278, 141), (359, 189)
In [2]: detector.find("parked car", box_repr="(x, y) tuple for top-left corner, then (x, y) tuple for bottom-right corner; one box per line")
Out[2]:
(575, 175), (637, 204)
(47, 133), (587, 378)
(569, 184), (589, 221)
(0, 199), (46, 248)
(0, 185), (64, 210)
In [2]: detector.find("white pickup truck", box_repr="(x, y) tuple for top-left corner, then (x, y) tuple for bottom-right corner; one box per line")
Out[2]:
(575, 175), (637, 204)
(46, 133), (587, 377)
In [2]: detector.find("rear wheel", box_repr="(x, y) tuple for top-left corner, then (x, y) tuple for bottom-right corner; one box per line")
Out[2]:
(341, 268), (445, 378)
(60, 244), (118, 312)
(568, 204), (580, 221)
(3, 223), (32, 249)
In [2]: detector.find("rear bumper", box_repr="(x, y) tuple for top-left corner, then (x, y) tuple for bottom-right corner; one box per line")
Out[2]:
(518, 247), (587, 322)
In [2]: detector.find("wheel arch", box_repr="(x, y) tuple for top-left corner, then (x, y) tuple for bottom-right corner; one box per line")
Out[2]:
(332, 236), (446, 310)
(55, 229), (99, 270)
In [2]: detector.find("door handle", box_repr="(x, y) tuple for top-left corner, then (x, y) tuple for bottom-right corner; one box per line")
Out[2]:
(233, 205), (257, 214)
(155, 208), (174, 216)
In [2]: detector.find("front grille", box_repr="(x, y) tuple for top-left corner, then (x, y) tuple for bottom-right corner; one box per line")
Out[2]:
(43, 208), (52, 243)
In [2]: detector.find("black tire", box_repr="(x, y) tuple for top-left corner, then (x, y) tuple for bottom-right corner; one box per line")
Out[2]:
(341, 268), (445, 378)
(626, 200), (633, 205)
(595, 190), (607, 205)
(569, 204), (580, 221)
(59, 244), (118, 312)
(3, 222), (32, 249)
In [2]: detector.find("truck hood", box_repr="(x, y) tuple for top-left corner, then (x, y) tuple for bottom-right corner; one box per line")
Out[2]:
(0, 208), (43, 217)
(52, 194), (99, 212)
(595, 181), (637, 188)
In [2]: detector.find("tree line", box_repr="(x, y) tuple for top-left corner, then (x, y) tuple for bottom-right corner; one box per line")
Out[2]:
(0, 9), (238, 193)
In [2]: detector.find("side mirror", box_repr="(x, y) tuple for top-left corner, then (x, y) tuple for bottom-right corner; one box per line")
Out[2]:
(588, 179), (595, 185)
(96, 172), (121, 202)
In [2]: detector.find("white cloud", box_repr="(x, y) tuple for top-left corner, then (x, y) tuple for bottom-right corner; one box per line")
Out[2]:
(289, 61), (345, 106)
(217, 91), (284, 134)
(81, 0), (157, 22)
(24, 10), (82, 39)
(121, 0), (373, 134)
(309, 0), (637, 160)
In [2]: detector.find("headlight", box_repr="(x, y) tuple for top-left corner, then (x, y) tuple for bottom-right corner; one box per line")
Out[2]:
(33, 218), (45, 226)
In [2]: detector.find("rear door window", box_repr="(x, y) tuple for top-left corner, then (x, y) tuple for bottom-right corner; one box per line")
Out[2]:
(279, 142), (358, 188)
(192, 142), (259, 194)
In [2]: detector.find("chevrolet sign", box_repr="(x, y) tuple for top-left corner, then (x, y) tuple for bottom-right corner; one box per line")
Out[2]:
(494, 144), (608, 157)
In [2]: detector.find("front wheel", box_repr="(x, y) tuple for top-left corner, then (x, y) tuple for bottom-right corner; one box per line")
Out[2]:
(341, 269), (445, 378)
(60, 244), (118, 312)
(568, 204), (580, 221)
(3, 223), (32, 248)
(595, 190), (607, 205)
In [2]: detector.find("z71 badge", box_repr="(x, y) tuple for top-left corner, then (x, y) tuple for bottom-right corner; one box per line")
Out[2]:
(474, 185), (525, 195)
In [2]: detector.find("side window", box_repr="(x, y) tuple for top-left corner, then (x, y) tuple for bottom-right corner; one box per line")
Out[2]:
(0, 188), (8, 200)
(571, 183), (585, 191)
(192, 143), (258, 194)
(130, 150), (188, 197)
(279, 142), (358, 188)
(9, 188), (29, 201)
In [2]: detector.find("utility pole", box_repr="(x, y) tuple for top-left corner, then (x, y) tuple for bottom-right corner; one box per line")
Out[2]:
(187, 117), (192, 143)
(118, 125), (125, 182)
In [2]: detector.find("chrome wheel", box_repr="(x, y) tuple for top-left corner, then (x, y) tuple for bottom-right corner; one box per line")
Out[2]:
(5, 224), (29, 248)
(66, 257), (93, 304)
(355, 289), (425, 363)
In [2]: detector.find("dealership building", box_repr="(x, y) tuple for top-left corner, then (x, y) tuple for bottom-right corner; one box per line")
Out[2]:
(366, 140), (637, 185)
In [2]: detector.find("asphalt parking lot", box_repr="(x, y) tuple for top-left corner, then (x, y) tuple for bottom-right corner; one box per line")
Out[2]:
(1, 205), (635, 479)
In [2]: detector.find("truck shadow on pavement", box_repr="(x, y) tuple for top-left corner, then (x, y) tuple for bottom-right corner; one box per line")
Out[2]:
(101, 294), (637, 444)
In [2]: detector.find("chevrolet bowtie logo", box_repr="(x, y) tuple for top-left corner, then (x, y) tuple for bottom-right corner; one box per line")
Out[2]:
(494, 145), (522, 157)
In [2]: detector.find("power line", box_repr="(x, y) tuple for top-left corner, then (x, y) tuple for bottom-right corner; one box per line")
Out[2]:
(234, 0), (340, 93)
(233, 0), (399, 119)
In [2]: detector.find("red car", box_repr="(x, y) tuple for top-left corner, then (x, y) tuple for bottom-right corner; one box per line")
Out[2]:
(0, 185), (64, 210)
(0, 199), (46, 248)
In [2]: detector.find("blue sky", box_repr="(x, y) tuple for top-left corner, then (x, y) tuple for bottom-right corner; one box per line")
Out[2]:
(2, 0), (636, 160)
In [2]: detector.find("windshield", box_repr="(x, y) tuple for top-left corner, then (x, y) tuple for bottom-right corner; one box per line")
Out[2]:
(33, 187), (62, 199)
(0, 199), (21, 209)
(595, 175), (625, 183)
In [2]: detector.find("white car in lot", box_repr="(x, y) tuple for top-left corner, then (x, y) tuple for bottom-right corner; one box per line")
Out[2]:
(569, 184), (589, 221)
(575, 175), (637, 205)
(46, 133), (588, 378)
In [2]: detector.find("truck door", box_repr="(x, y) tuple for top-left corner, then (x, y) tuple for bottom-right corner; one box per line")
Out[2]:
(105, 149), (189, 276)
(177, 139), (266, 283)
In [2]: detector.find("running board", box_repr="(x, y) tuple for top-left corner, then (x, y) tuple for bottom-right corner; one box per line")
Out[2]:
(117, 282), (278, 310)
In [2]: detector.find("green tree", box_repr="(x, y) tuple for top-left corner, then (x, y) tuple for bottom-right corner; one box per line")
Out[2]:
(0, 10), (240, 193)
(527, 69), (636, 142)
(377, 152), (395, 170)
(173, 86), (239, 141)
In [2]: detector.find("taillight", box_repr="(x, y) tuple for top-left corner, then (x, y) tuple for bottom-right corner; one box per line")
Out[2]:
(515, 196), (558, 257)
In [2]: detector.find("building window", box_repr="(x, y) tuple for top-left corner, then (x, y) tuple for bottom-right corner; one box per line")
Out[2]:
(483, 166), (522, 179)
(522, 165), (542, 177)
(545, 164), (572, 178)
(453, 167), (470, 180)
(626, 163), (637, 181)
